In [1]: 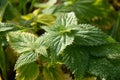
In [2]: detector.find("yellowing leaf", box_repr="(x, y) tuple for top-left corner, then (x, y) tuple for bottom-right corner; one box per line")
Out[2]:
(21, 13), (33, 20)
(33, 9), (40, 15)
(37, 14), (56, 26)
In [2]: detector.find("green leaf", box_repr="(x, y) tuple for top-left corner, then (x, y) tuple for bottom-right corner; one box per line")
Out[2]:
(54, 12), (77, 27)
(0, 22), (18, 36)
(74, 24), (108, 46)
(88, 43), (120, 59)
(42, 12), (77, 55)
(8, 32), (48, 58)
(0, 46), (7, 80)
(35, 33), (50, 48)
(88, 58), (113, 79)
(16, 62), (39, 80)
(62, 45), (89, 80)
(8, 32), (37, 53)
(3, 2), (20, 20)
(43, 64), (65, 80)
(37, 14), (56, 26)
(0, 0), (8, 21)
(51, 32), (74, 55)
(35, 46), (48, 57)
(34, 0), (57, 8)
(42, 12), (77, 32)
(72, 0), (104, 19)
(15, 52), (38, 70)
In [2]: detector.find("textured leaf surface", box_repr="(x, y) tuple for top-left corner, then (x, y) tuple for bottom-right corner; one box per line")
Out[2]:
(72, 0), (104, 19)
(54, 12), (77, 27)
(74, 24), (108, 46)
(16, 62), (39, 80)
(8, 32), (37, 53)
(42, 12), (77, 33)
(62, 45), (89, 79)
(15, 52), (38, 69)
(0, 23), (18, 35)
(88, 43), (120, 59)
(50, 32), (74, 55)
(42, 12), (77, 55)
(88, 58), (113, 79)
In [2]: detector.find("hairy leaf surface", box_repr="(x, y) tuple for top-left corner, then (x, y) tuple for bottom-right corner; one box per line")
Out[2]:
(74, 24), (108, 46)
(88, 43), (120, 59)
(15, 52), (38, 69)
(54, 12), (77, 27)
(88, 58), (113, 79)
(8, 32), (37, 53)
(62, 45), (89, 80)
(42, 12), (77, 55)
(50, 32), (74, 55)
(0, 23), (18, 35)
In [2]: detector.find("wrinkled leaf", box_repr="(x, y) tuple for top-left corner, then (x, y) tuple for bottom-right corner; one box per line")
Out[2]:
(15, 52), (38, 69)
(8, 32), (37, 53)
(63, 45), (89, 80)
(74, 24), (108, 46)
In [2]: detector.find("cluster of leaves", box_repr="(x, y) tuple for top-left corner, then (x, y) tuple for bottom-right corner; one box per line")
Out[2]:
(0, 0), (120, 80)
(0, 12), (119, 80)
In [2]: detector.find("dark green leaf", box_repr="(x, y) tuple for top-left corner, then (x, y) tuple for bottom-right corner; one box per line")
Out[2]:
(88, 58), (114, 79)
(0, 46), (7, 80)
(72, 0), (104, 19)
(0, 0), (8, 21)
(74, 24), (108, 46)
(62, 45), (89, 80)
(88, 43), (120, 59)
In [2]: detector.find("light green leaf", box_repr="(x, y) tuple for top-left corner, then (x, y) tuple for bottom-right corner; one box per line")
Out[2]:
(62, 45), (89, 80)
(16, 62), (39, 80)
(8, 32), (48, 58)
(74, 24), (108, 46)
(41, 12), (78, 55)
(15, 52), (38, 70)
(36, 33), (51, 48)
(34, 0), (57, 8)
(49, 32), (74, 55)
(37, 14), (56, 26)
(0, 22), (18, 35)
(42, 12), (77, 33)
(54, 12), (77, 27)
(7, 32), (37, 53)
(35, 46), (47, 57)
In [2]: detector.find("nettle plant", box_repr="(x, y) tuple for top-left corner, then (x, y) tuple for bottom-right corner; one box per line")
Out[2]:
(2, 12), (120, 80)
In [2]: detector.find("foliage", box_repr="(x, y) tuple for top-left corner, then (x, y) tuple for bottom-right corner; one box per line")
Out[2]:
(0, 0), (120, 80)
